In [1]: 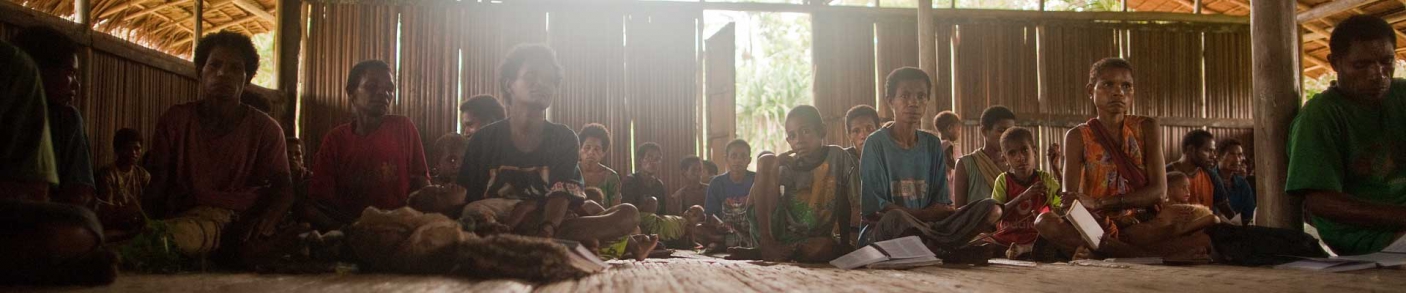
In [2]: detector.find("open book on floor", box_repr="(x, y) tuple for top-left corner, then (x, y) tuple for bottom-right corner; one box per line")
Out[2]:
(555, 239), (610, 273)
(1275, 235), (1406, 273)
(831, 236), (942, 270)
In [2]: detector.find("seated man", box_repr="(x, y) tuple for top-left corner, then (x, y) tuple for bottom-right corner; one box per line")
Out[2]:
(672, 156), (709, 218)
(142, 32), (296, 262)
(0, 39), (115, 286)
(1034, 58), (1212, 259)
(622, 142), (668, 214)
(459, 94), (505, 138)
(1165, 130), (1234, 216)
(729, 105), (858, 263)
(1289, 15), (1406, 256)
(706, 139), (757, 248)
(431, 133), (469, 184)
(578, 123), (622, 207)
(860, 67), (1002, 260)
(989, 127), (1062, 259)
(94, 128), (150, 240)
(845, 105), (881, 159)
(456, 44), (638, 248)
(306, 60), (431, 231)
(13, 26), (95, 206)
(954, 106), (1015, 207)
(1216, 139), (1255, 225)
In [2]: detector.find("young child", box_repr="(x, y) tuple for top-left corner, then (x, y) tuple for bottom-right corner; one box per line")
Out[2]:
(706, 139), (756, 248)
(622, 143), (667, 214)
(673, 156), (710, 216)
(578, 123), (622, 207)
(701, 160), (720, 185)
(95, 128), (151, 240)
(1165, 171), (1192, 205)
(637, 196), (705, 250)
(431, 133), (469, 184)
(729, 105), (859, 263)
(988, 127), (1061, 259)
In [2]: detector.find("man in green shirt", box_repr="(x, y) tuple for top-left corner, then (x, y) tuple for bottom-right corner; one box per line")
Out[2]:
(1287, 15), (1406, 256)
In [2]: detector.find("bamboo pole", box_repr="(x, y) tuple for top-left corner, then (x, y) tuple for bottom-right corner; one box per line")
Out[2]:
(194, 0), (203, 55)
(276, 0), (302, 132)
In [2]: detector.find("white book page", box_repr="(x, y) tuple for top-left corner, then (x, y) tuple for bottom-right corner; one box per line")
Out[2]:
(1067, 200), (1104, 250)
(867, 256), (942, 269)
(830, 246), (889, 269)
(873, 236), (935, 259)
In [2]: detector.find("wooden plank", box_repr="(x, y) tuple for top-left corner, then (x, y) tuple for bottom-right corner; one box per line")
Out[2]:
(1296, 0), (1373, 23)
(275, 0), (303, 130)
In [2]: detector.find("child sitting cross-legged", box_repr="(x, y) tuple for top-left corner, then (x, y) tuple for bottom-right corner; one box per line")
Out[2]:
(987, 127), (1061, 260)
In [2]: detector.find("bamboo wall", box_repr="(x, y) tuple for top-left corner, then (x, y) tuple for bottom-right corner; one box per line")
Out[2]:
(812, 17), (1255, 172)
(299, 1), (701, 195)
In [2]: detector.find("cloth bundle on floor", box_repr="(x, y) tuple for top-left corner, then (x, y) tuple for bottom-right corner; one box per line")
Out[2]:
(343, 207), (588, 283)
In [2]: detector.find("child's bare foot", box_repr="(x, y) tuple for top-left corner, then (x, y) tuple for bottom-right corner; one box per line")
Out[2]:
(626, 234), (660, 261)
(725, 247), (762, 260)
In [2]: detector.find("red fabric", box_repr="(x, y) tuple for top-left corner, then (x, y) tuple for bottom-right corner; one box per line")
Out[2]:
(1188, 170), (1215, 207)
(146, 103), (290, 212)
(991, 175), (1048, 246)
(309, 115), (429, 214)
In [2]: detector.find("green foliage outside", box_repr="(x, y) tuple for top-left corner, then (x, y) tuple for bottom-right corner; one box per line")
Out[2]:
(708, 11), (814, 163)
(251, 32), (278, 89)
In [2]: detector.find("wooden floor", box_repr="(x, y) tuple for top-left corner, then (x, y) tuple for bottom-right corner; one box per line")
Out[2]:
(21, 252), (1406, 293)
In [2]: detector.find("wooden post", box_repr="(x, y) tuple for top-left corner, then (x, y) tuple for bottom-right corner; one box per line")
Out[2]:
(1251, 0), (1302, 229)
(193, 0), (203, 53)
(918, 0), (938, 121)
(1193, 0), (1201, 14)
(276, 0), (303, 134)
(75, 0), (90, 26)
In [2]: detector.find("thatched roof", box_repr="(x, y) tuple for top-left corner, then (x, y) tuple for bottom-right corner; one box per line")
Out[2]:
(1132, 0), (1406, 78)
(9, 0), (276, 58)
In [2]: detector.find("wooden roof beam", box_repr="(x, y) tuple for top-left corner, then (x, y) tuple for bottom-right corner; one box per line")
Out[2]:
(1297, 0), (1373, 24)
(97, 0), (157, 19)
(122, 0), (183, 21)
(211, 14), (260, 31)
(231, 0), (275, 22)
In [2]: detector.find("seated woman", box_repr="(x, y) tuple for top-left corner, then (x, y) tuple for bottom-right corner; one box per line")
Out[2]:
(728, 105), (858, 263)
(455, 44), (638, 249)
(1034, 58), (1215, 260)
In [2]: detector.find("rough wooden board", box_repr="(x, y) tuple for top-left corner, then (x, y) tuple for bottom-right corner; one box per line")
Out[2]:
(17, 252), (1406, 293)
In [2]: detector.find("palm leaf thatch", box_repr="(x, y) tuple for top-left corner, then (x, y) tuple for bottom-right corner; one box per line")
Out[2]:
(8, 0), (276, 58)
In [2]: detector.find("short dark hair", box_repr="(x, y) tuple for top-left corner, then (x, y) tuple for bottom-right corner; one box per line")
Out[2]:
(433, 133), (469, 160)
(1088, 57), (1133, 87)
(345, 60), (392, 95)
(934, 111), (961, 131)
(702, 160), (719, 174)
(845, 105), (880, 130)
(498, 44), (562, 105)
(980, 105), (1016, 131)
(884, 67), (932, 101)
(579, 123), (612, 151)
(194, 31), (259, 82)
(786, 105), (825, 138)
(1181, 129), (1215, 151)
(725, 139), (751, 154)
(460, 94), (505, 123)
(1166, 171), (1189, 184)
(636, 142), (662, 159)
(113, 128), (142, 150)
(11, 26), (77, 69)
(679, 156), (702, 171)
(999, 127), (1035, 148)
(1217, 138), (1243, 157)
(1330, 15), (1396, 59)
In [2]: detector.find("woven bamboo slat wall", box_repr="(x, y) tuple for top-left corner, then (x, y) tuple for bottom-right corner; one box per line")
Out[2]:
(299, 2), (398, 158)
(1204, 29), (1252, 121)
(547, 10), (632, 177)
(954, 21), (1040, 120)
(625, 8), (701, 197)
(1127, 25), (1203, 119)
(398, 4), (461, 155)
(1040, 22), (1120, 117)
(812, 11), (876, 148)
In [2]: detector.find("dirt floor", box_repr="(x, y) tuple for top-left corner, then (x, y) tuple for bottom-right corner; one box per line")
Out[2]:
(16, 251), (1406, 293)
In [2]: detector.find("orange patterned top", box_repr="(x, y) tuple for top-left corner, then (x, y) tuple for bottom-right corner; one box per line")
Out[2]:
(1077, 115), (1150, 200)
